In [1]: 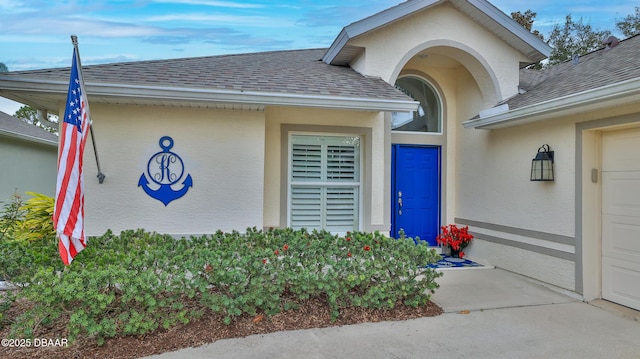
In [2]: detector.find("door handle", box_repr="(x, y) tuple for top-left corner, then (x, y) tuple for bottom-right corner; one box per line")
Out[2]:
(398, 191), (403, 215)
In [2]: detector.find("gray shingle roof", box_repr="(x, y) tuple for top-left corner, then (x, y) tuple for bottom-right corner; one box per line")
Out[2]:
(505, 34), (640, 110)
(7, 48), (411, 102)
(0, 111), (58, 144)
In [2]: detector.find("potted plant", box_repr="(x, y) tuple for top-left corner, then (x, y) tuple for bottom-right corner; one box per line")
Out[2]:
(436, 224), (473, 258)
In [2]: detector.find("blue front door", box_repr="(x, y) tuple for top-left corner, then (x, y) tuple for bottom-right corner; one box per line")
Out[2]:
(391, 145), (440, 245)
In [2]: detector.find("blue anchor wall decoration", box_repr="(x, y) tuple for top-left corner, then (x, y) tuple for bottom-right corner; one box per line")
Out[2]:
(138, 136), (193, 206)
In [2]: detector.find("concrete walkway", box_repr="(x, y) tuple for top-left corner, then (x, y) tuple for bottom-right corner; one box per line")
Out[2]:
(146, 268), (640, 359)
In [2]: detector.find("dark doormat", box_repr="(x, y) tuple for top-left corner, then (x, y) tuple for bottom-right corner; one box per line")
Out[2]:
(427, 255), (484, 269)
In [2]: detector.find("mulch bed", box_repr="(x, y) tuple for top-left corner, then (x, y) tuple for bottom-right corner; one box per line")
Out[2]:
(0, 295), (442, 359)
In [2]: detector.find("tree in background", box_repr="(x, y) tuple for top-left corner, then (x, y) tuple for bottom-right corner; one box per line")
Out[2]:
(511, 10), (544, 69)
(617, 7), (640, 38)
(512, 12), (611, 67)
(510, 7), (640, 68)
(511, 10), (544, 40)
(0, 62), (58, 134)
(546, 15), (610, 65)
(14, 105), (58, 135)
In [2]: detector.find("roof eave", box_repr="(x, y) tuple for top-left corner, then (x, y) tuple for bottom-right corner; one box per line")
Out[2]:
(323, 0), (551, 66)
(322, 29), (352, 65)
(323, 0), (444, 65)
(0, 129), (57, 147)
(465, 0), (551, 60)
(0, 76), (419, 113)
(108, 84), (420, 112)
(463, 78), (640, 129)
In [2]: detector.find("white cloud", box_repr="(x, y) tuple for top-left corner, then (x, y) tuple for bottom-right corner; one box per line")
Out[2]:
(144, 13), (294, 27)
(2, 15), (161, 38)
(0, 0), (32, 14)
(141, 13), (294, 27)
(151, 0), (264, 8)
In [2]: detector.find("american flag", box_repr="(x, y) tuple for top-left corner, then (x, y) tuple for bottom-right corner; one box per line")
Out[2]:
(53, 47), (92, 265)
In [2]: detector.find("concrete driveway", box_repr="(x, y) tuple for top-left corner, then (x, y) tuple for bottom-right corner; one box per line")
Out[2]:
(146, 268), (640, 359)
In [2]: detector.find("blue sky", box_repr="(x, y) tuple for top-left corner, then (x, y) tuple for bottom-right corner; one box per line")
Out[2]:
(0, 0), (636, 113)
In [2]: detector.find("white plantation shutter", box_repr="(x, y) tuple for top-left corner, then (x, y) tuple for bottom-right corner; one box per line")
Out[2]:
(290, 135), (360, 232)
(325, 187), (358, 231)
(290, 187), (322, 228)
(327, 145), (357, 181)
(291, 143), (322, 181)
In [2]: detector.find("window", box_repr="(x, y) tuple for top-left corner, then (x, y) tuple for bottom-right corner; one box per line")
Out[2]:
(392, 76), (442, 133)
(289, 134), (361, 232)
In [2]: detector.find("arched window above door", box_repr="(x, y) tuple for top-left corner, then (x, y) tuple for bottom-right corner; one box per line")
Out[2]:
(392, 76), (442, 133)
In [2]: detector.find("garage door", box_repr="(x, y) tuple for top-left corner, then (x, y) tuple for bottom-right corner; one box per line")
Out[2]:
(602, 127), (640, 310)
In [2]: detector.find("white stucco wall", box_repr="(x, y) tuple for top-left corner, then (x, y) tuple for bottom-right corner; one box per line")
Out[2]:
(349, 3), (523, 104)
(0, 137), (57, 201)
(82, 104), (265, 237)
(459, 101), (640, 291)
(457, 117), (577, 289)
(458, 119), (576, 234)
(472, 240), (575, 290)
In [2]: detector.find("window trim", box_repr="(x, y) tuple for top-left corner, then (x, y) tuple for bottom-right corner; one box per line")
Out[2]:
(280, 124), (381, 232)
(287, 132), (363, 233)
(392, 75), (444, 135)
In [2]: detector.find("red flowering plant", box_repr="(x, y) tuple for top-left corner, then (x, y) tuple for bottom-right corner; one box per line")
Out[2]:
(436, 224), (473, 258)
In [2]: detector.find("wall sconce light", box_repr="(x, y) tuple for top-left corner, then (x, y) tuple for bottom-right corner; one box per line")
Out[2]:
(531, 144), (554, 181)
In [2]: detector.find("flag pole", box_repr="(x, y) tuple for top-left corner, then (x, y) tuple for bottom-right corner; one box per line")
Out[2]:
(70, 35), (105, 184)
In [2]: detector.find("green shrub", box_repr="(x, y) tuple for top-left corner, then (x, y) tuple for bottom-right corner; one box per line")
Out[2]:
(0, 191), (25, 242)
(10, 230), (198, 345)
(0, 192), (60, 283)
(0, 292), (14, 330)
(6, 228), (442, 345)
(13, 192), (56, 242)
